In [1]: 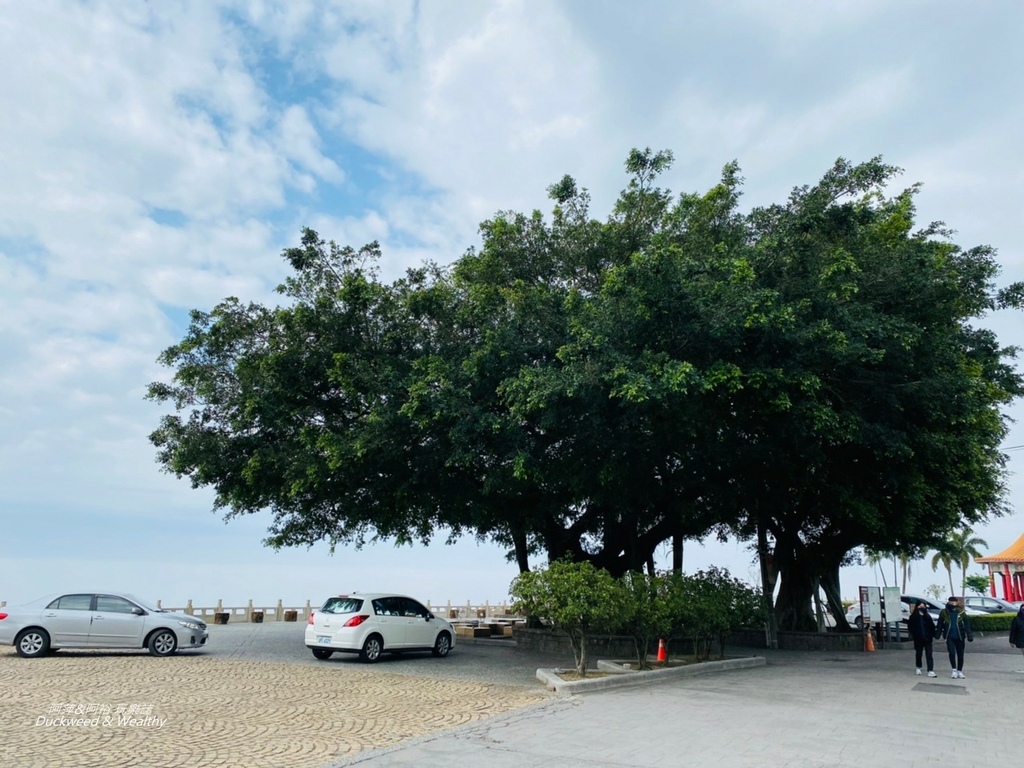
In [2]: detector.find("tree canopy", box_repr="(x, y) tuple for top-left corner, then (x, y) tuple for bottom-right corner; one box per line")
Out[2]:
(148, 150), (1023, 630)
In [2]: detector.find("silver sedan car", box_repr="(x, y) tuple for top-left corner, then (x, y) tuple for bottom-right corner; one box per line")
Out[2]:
(0, 592), (208, 657)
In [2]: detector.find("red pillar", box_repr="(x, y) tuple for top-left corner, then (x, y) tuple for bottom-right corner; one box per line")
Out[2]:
(1014, 572), (1023, 602)
(1000, 569), (1012, 600)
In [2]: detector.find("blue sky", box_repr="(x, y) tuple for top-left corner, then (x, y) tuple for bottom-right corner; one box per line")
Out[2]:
(2, 1), (1023, 609)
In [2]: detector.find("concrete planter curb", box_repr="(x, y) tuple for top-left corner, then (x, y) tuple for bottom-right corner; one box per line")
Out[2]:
(536, 655), (766, 694)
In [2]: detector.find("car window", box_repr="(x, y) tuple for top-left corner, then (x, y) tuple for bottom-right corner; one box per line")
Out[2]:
(401, 598), (430, 618)
(47, 594), (93, 611)
(320, 597), (363, 615)
(95, 595), (138, 614)
(373, 596), (403, 616)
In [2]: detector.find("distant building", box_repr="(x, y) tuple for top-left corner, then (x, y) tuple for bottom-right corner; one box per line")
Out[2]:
(976, 533), (1024, 601)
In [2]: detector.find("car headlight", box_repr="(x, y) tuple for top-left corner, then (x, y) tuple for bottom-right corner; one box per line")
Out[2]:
(178, 620), (204, 631)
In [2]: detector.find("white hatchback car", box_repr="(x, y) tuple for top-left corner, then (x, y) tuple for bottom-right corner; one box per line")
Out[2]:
(305, 593), (456, 663)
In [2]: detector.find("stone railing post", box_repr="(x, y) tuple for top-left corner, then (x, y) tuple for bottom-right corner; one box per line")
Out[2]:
(276, 599), (283, 621)
(247, 599), (254, 622)
(185, 599), (194, 616)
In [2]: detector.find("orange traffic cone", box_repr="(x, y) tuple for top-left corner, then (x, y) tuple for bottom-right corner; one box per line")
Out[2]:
(865, 631), (876, 652)
(657, 638), (667, 662)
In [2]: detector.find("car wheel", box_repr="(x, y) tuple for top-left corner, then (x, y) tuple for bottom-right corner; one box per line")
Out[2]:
(15, 628), (50, 658)
(311, 648), (334, 660)
(854, 616), (863, 630)
(148, 629), (178, 657)
(432, 631), (452, 658)
(360, 634), (383, 663)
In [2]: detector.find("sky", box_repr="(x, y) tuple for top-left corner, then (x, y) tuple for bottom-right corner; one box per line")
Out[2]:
(2, 1), (1023, 611)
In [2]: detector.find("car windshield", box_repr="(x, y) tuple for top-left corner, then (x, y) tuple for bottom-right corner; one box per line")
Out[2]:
(120, 594), (164, 612)
(320, 597), (364, 614)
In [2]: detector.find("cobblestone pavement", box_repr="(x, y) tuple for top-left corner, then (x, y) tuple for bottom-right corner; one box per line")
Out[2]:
(0, 631), (555, 768)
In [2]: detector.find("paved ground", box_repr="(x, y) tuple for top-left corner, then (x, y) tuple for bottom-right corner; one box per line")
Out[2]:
(0, 623), (563, 768)
(336, 634), (1024, 768)
(1, 622), (1022, 768)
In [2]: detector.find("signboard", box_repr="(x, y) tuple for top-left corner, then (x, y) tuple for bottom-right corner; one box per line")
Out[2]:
(882, 587), (902, 625)
(859, 586), (882, 624)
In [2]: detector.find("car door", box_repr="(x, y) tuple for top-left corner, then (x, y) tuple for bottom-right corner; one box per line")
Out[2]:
(399, 598), (435, 648)
(42, 594), (95, 646)
(89, 595), (146, 648)
(372, 596), (407, 648)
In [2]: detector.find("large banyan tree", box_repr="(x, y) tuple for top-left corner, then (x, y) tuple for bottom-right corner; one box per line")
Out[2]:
(148, 150), (1023, 631)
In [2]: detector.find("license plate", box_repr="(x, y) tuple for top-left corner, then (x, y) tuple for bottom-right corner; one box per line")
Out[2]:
(317, 635), (331, 644)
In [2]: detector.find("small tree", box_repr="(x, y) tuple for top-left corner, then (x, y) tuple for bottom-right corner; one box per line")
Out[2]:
(621, 570), (676, 669)
(964, 574), (991, 595)
(675, 567), (763, 661)
(510, 559), (628, 677)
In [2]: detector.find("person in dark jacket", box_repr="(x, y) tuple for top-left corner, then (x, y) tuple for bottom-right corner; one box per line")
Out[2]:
(908, 602), (937, 677)
(936, 596), (973, 679)
(1010, 604), (1024, 671)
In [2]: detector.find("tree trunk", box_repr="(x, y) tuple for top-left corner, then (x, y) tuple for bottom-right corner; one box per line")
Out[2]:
(757, 521), (778, 649)
(512, 524), (530, 573)
(672, 529), (683, 572)
(820, 563), (851, 632)
(774, 556), (818, 632)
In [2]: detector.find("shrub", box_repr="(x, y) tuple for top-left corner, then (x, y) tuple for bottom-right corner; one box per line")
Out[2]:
(968, 613), (1016, 632)
(673, 567), (765, 660)
(510, 559), (630, 676)
(620, 570), (677, 669)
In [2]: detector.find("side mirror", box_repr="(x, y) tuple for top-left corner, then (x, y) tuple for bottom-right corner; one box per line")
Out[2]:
(426, 613), (434, 621)
(132, 607), (145, 616)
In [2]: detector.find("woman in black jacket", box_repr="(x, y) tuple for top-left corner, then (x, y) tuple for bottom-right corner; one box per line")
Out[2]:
(908, 602), (937, 677)
(1010, 604), (1024, 670)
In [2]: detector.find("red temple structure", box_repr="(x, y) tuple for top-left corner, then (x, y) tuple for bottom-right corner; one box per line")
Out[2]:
(976, 533), (1024, 602)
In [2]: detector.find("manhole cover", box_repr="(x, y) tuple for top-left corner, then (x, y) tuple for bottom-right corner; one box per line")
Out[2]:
(913, 683), (968, 695)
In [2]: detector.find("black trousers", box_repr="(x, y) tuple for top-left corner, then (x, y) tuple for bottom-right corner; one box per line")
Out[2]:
(913, 638), (934, 671)
(946, 637), (965, 670)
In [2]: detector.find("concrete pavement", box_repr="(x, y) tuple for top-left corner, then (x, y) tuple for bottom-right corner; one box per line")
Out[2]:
(2, 621), (1021, 768)
(325, 633), (1024, 768)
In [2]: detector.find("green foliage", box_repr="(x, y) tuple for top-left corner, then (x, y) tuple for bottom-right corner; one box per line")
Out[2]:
(968, 613), (1016, 632)
(510, 559), (629, 676)
(147, 151), (1023, 625)
(673, 567), (765, 660)
(620, 570), (682, 669)
(932, 528), (989, 596)
(963, 574), (991, 595)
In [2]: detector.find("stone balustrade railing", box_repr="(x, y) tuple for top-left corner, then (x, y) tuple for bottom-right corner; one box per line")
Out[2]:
(151, 598), (518, 624)
(0, 598), (519, 624)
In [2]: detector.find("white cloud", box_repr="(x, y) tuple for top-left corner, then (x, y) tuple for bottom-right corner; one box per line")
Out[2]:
(0, 0), (1022, 611)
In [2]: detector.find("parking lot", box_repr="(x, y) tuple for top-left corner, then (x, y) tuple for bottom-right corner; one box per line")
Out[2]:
(2, 622), (1022, 768)
(0, 623), (561, 768)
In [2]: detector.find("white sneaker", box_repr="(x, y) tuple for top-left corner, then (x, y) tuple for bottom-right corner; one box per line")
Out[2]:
(957, 671), (965, 679)
(951, 670), (958, 678)
(915, 668), (922, 675)
(928, 671), (937, 678)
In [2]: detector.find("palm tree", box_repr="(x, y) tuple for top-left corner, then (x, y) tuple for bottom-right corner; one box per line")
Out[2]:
(930, 548), (956, 597)
(898, 552), (913, 593)
(947, 528), (988, 595)
(931, 528), (989, 597)
(864, 548), (888, 587)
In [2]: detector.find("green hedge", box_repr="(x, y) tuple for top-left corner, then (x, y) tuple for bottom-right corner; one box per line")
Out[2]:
(968, 613), (1016, 632)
